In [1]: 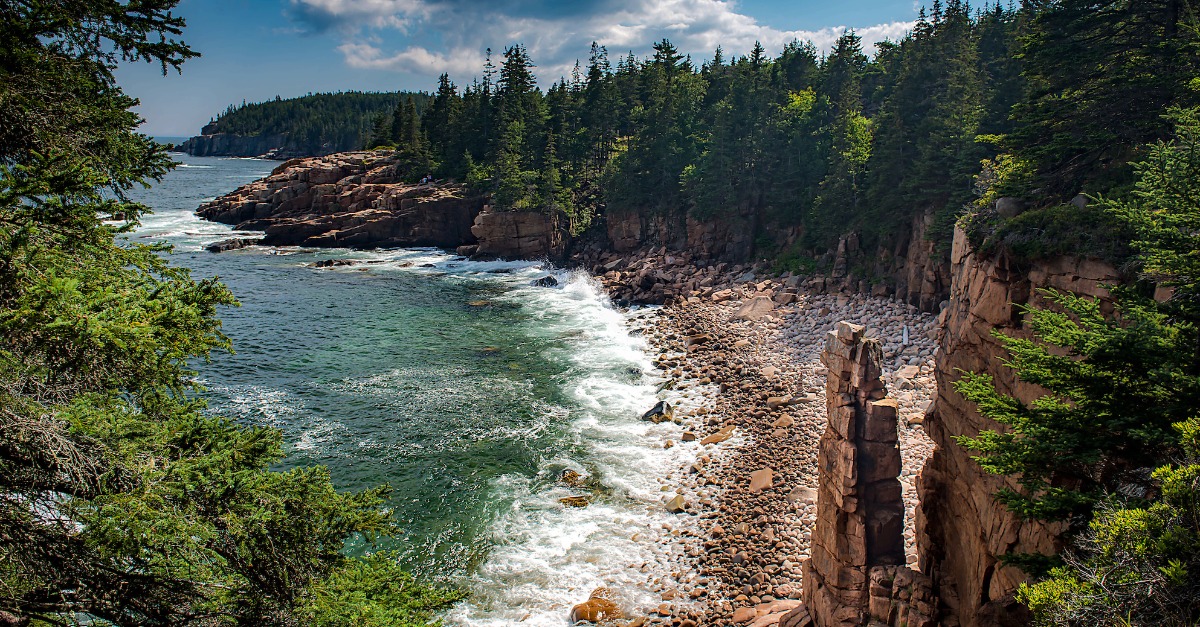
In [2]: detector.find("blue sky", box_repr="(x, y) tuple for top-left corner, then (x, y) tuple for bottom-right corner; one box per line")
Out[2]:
(119, 0), (922, 136)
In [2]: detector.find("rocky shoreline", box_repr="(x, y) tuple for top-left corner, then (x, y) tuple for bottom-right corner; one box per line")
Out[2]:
(279, 237), (939, 626)
(571, 263), (940, 626)
(194, 152), (569, 259)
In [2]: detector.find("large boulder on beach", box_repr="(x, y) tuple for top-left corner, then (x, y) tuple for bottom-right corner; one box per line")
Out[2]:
(749, 468), (774, 493)
(701, 425), (736, 445)
(569, 588), (624, 623)
(735, 296), (775, 321)
(641, 400), (674, 423)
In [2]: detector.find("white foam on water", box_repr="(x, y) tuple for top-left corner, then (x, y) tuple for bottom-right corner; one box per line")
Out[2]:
(444, 269), (694, 627)
(127, 169), (694, 623)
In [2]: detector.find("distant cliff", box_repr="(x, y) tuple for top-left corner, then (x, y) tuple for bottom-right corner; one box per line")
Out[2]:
(176, 129), (299, 159)
(176, 91), (429, 159)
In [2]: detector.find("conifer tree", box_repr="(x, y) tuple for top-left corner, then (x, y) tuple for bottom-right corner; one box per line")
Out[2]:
(961, 106), (1200, 625)
(1007, 0), (1200, 199)
(0, 1), (460, 623)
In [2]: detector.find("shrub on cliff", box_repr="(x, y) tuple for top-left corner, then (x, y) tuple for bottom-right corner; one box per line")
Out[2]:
(956, 106), (1200, 623)
(0, 1), (459, 624)
(1019, 425), (1200, 626)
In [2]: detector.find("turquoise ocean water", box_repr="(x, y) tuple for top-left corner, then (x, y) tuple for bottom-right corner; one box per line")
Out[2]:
(127, 153), (686, 625)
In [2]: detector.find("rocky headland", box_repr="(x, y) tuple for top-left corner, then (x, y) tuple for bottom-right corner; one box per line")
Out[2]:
(195, 152), (565, 258)
(176, 132), (302, 159)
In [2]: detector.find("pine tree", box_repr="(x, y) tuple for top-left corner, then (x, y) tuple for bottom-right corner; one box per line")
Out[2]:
(492, 120), (533, 211)
(0, 2), (460, 623)
(1007, 0), (1200, 199)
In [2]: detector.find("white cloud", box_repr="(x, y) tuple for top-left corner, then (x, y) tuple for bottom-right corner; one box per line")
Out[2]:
(291, 0), (915, 86)
(337, 42), (484, 76)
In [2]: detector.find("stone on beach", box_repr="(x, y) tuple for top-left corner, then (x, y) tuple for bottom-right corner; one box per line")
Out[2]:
(749, 468), (774, 493)
(735, 296), (776, 321)
(568, 588), (624, 623)
(641, 400), (674, 423)
(700, 425), (736, 445)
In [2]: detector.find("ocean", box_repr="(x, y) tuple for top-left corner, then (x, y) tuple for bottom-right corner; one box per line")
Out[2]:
(126, 153), (688, 625)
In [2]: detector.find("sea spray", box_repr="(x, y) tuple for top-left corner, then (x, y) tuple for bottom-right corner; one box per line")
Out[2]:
(126, 154), (702, 626)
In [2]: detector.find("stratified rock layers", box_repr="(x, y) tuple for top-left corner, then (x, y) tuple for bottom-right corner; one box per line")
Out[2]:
(803, 322), (904, 626)
(196, 152), (487, 250)
(916, 227), (1121, 626)
(470, 208), (564, 260)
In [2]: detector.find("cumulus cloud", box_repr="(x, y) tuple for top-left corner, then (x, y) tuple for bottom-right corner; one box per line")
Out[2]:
(289, 0), (915, 86)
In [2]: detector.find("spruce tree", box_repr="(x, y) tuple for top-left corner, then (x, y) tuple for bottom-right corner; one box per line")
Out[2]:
(967, 106), (1200, 625)
(0, 2), (460, 623)
(1007, 0), (1200, 199)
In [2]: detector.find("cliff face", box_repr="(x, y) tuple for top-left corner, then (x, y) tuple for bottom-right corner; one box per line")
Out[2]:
(468, 209), (565, 260)
(915, 227), (1120, 626)
(606, 207), (951, 313)
(196, 152), (487, 249)
(605, 208), (759, 261)
(176, 133), (315, 159)
(806, 210), (950, 313)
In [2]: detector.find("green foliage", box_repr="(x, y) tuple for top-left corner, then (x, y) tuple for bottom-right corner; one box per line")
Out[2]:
(973, 145), (1035, 207)
(194, 2), (1197, 268)
(770, 245), (820, 275)
(966, 203), (1134, 264)
(400, 3), (1040, 259)
(1018, 421), (1200, 626)
(205, 91), (430, 155)
(383, 96), (434, 180)
(955, 290), (1193, 521)
(1104, 105), (1200, 323)
(1006, 0), (1200, 200)
(958, 108), (1200, 622)
(0, 1), (459, 624)
(299, 552), (466, 627)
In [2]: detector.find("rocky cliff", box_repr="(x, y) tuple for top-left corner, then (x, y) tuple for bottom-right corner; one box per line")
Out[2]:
(915, 227), (1120, 626)
(193, 152), (570, 256)
(466, 209), (565, 260)
(176, 132), (312, 159)
(604, 207), (950, 313)
(196, 152), (487, 249)
(605, 208), (759, 261)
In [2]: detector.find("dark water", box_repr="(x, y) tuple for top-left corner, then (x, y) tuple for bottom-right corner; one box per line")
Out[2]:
(128, 154), (684, 625)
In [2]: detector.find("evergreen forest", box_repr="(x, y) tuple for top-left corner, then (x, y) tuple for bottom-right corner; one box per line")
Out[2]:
(196, 91), (430, 156)
(1, 1), (459, 624)
(371, 1), (1199, 270)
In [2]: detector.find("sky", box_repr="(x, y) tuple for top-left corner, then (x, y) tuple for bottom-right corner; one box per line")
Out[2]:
(118, 0), (922, 136)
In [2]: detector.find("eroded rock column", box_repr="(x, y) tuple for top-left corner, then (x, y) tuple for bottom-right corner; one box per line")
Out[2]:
(803, 321), (905, 626)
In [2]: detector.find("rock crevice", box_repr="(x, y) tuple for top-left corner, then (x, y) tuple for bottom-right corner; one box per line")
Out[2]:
(915, 226), (1121, 626)
(803, 321), (935, 627)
